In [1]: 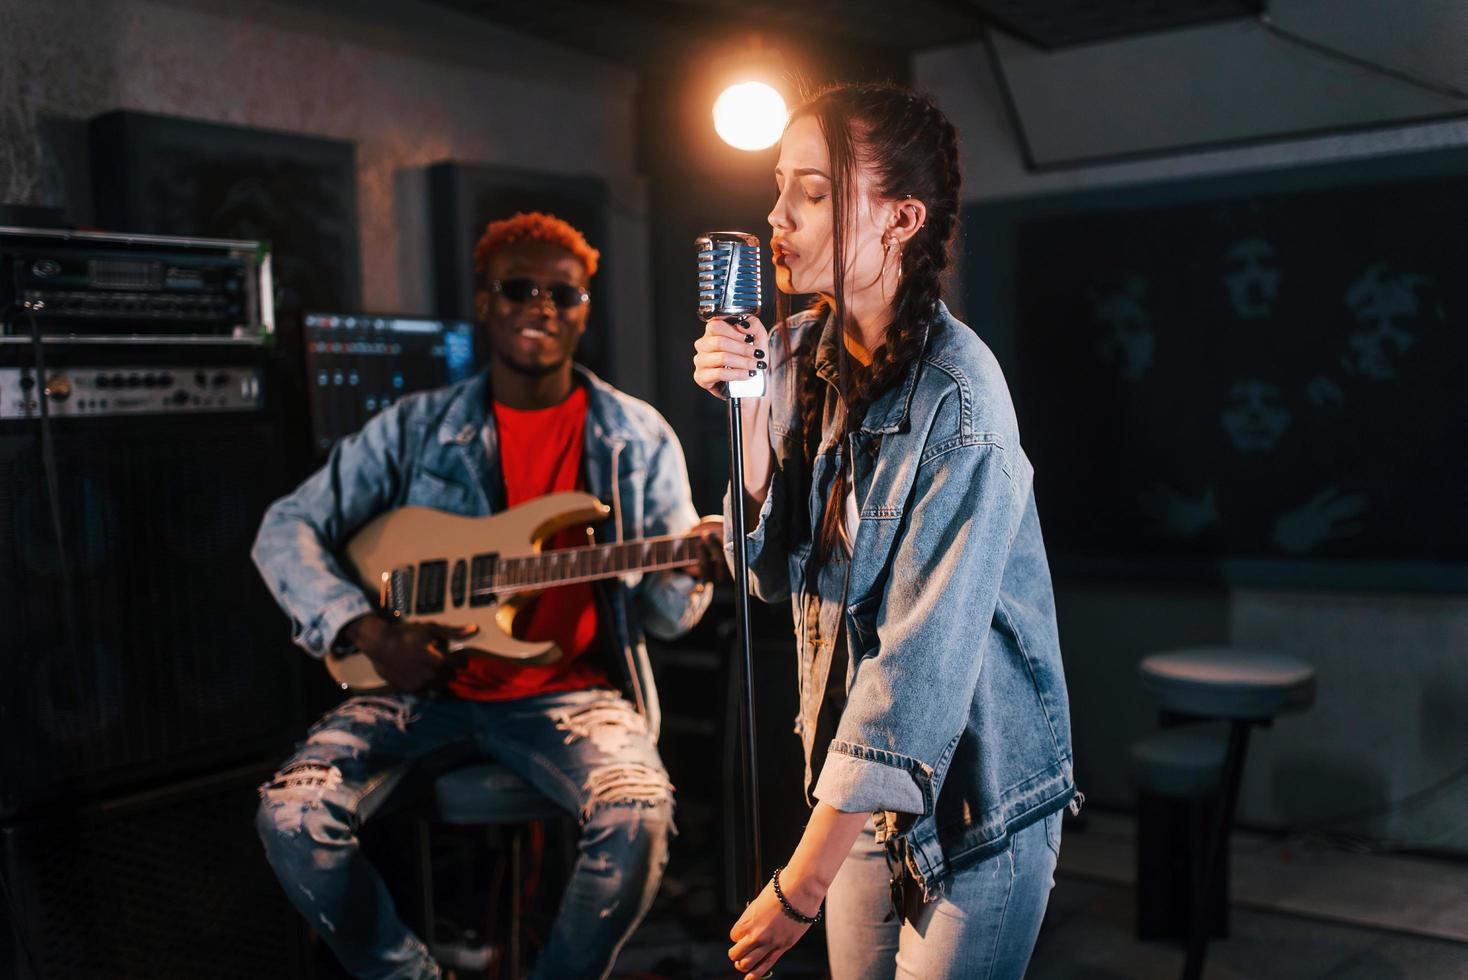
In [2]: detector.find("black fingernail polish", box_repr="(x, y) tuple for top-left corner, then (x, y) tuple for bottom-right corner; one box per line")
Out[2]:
(744, 334), (754, 343)
(757, 361), (767, 370)
(755, 349), (766, 358)
(749, 369), (757, 377)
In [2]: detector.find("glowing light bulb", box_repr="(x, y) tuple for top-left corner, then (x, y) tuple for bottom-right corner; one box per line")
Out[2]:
(713, 81), (788, 151)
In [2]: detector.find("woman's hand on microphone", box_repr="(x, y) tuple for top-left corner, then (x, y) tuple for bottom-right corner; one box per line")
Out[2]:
(693, 315), (769, 401)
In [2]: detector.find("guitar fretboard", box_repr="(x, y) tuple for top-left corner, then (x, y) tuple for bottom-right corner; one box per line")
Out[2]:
(382, 534), (706, 617)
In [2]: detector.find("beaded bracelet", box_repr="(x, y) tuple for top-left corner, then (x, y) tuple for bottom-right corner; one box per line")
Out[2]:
(771, 867), (823, 925)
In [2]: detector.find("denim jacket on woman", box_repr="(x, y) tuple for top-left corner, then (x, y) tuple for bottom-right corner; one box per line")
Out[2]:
(726, 302), (1078, 895)
(252, 365), (711, 738)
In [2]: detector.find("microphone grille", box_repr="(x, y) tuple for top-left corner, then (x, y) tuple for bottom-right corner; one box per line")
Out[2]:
(696, 231), (761, 320)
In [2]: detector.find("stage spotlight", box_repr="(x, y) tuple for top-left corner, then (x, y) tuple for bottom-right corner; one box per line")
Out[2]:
(713, 81), (787, 151)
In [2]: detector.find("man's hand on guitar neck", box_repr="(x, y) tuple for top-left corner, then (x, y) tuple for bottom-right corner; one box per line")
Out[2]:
(679, 515), (729, 584)
(340, 614), (478, 694)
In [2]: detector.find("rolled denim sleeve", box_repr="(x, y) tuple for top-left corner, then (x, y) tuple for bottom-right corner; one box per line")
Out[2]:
(813, 438), (1024, 820)
(633, 419), (713, 640)
(250, 407), (408, 657)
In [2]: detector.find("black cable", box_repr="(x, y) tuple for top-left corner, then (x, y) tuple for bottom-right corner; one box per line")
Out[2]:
(24, 303), (82, 676)
(0, 306), (51, 980)
(1252, 10), (1468, 102)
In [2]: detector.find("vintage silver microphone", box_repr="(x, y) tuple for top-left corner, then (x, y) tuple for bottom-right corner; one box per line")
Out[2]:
(698, 231), (765, 397)
(696, 231), (766, 901)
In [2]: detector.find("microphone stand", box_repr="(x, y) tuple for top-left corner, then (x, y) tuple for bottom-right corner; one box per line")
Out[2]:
(726, 388), (765, 903)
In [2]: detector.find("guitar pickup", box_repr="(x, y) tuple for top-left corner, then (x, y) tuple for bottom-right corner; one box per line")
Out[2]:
(414, 559), (449, 614)
(469, 553), (498, 607)
(383, 565), (415, 617)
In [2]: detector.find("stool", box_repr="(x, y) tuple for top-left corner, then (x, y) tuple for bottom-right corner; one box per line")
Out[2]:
(419, 763), (570, 977)
(1131, 722), (1229, 942)
(1136, 647), (1315, 980)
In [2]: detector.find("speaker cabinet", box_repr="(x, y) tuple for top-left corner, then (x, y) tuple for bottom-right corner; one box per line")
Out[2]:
(0, 764), (309, 979)
(0, 348), (308, 816)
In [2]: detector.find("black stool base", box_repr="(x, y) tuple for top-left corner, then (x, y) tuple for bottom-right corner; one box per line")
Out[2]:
(1136, 791), (1229, 941)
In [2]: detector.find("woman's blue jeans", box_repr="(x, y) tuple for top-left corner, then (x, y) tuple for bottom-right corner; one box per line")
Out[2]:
(825, 811), (1060, 980)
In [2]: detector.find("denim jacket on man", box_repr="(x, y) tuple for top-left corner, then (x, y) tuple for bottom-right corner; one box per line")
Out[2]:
(726, 302), (1078, 895)
(253, 364), (711, 738)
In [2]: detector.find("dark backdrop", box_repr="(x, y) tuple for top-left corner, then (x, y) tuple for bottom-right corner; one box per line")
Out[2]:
(963, 146), (1468, 591)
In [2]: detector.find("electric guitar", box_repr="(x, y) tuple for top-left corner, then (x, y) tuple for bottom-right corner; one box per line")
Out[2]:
(330, 491), (720, 692)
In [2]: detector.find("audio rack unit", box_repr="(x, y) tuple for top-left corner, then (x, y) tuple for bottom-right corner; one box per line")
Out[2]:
(0, 364), (263, 419)
(0, 226), (273, 343)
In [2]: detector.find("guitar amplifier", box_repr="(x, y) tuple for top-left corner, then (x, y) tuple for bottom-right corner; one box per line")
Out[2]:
(0, 341), (311, 817)
(0, 763), (310, 979)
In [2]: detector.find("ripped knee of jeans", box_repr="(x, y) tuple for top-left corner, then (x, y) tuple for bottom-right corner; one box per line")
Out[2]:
(552, 699), (648, 756)
(257, 761), (343, 838)
(580, 762), (674, 823)
(303, 726), (371, 758)
(320, 695), (413, 733)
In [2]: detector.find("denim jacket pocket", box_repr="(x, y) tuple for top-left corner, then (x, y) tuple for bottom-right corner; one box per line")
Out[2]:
(846, 591), (882, 661)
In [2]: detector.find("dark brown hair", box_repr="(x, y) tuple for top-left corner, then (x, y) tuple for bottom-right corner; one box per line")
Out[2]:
(775, 83), (962, 558)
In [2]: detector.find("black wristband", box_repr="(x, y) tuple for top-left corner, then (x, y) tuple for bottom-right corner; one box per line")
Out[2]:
(771, 867), (822, 925)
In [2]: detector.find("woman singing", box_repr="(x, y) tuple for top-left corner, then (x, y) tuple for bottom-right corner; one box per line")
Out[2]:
(692, 83), (1080, 980)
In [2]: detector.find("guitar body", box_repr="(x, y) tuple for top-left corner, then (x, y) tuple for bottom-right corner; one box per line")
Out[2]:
(327, 491), (612, 692)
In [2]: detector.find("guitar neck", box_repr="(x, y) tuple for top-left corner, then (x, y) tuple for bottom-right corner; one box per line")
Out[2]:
(481, 533), (703, 595)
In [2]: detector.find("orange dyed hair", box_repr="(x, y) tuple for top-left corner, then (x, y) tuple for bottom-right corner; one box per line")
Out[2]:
(473, 211), (600, 282)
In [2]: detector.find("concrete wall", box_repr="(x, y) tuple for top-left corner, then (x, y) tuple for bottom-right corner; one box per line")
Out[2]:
(916, 1), (1468, 850)
(0, 0), (656, 395)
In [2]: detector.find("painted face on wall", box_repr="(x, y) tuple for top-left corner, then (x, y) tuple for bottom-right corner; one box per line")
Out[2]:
(1222, 237), (1281, 319)
(1088, 276), (1154, 381)
(1220, 378), (1291, 453)
(1343, 262), (1427, 381)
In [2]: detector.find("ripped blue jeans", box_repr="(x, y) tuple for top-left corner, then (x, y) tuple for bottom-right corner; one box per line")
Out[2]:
(255, 688), (674, 980)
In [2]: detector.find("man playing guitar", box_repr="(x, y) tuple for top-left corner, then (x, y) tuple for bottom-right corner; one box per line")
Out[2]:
(252, 212), (718, 979)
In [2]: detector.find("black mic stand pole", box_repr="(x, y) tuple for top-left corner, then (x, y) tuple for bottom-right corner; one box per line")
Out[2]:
(726, 386), (765, 902)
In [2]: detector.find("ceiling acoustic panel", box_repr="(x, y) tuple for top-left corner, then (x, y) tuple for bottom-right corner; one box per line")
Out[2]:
(967, 0), (1263, 50)
(983, 4), (1468, 169)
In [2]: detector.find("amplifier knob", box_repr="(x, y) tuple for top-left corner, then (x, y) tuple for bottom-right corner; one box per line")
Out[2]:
(44, 376), (72, 401)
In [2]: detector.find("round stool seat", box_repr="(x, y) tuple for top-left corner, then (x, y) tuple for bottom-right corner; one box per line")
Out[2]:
(433, 763), (568, 825)
(1131, 723), (1229, 798)
(1140, 647), (1315, 720)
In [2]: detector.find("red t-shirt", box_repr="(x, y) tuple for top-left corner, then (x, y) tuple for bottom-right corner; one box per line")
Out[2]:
(448, 386), (612, 701)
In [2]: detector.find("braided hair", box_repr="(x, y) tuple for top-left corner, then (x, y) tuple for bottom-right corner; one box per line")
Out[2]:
(774, 83), (963, 559)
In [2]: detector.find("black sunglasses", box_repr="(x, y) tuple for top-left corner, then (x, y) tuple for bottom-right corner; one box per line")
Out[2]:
(491, 278), (589, 310)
